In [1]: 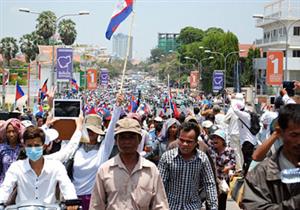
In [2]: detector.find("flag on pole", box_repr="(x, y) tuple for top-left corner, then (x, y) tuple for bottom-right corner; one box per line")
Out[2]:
(39, 79), (48, 101)
(71, 78), (79, 93)
(105, 0), (134, 40)
(15, 82), (25, 101)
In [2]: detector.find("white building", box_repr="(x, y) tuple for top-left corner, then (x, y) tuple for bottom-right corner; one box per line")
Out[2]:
(112, 33), (133, 60)
(253, 0), (300, 94)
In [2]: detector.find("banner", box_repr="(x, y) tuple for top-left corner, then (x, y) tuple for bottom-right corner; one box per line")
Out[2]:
(213, 70), (224, 92)
(30, 79), (40, 96)
(100, 68), (109, 85)
(266, 51), (283, 86)
(56, 48), (73, 80)
(87, 69), (97, 90)
(190, 71), (199, 88)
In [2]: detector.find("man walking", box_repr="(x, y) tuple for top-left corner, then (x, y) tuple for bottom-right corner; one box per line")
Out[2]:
(158, 122), (218, 210)
(89, 118), (169, 210)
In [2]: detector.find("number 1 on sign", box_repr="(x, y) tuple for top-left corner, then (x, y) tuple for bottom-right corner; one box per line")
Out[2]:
(271, 58), (279, 74)
(89, 72), (94, 83)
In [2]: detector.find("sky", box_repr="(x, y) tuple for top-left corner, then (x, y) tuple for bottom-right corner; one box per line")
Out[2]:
(0, 0), (273, 61)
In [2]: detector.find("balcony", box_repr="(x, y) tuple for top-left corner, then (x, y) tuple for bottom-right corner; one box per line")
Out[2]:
(254, 57), (300, 71)
(255, 36), (287, 47)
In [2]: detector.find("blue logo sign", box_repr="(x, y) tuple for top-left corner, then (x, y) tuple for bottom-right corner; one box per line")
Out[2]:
(213, 70), (224, 92)
(56, 48), (73, 80)
(100, 68), (109, 85)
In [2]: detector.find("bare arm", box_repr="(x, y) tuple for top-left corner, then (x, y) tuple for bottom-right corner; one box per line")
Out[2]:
(252, 130), (280, 161)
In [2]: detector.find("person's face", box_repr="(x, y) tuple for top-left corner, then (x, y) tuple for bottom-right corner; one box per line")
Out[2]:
(212, 136), (225, 150)
(281, 121), (300, 160)
(24, 137), (44, 148)
(178, 130), (197, 156)
(168, 123), (178, 137)
(116, 132), (140, 155)
(36, 118), (44, 127)
(6, 124), (18, 145)
(87, 129), (99, 144)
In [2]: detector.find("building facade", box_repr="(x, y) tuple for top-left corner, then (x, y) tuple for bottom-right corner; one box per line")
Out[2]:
(112, 33), (133, 60)
(253, 0), (300, 94)
(157, 33), (179, 54)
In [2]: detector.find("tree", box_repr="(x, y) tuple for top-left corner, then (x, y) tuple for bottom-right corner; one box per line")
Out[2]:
(150, 48), (165, 63)
(0, 37), (19, 66)
(36, 11), (57, 44)
(177, 27), (204, 45)
(240, 47), (261, 86)
(19, 32), (41, 63)
(58, 19), (77, 45)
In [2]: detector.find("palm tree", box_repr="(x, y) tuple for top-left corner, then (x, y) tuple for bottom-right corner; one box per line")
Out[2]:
(19, 32), (41, 63)
(36, 11), (57, 44)
(58, 19), (77, 45)
(0, 37), (19, 66)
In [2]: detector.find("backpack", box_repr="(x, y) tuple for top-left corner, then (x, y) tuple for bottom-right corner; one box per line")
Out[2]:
(239, 111), (261, 135)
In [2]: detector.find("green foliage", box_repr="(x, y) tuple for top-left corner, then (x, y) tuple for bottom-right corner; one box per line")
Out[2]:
(150, 48), (165, 63)
(240, 48), (261, 86)
(19, 32), (40, 63)
(58, 19), (77, 45)
(36, 11), (57, 43)
(0, 37), (19, 66)
(177, 27), (204, 45)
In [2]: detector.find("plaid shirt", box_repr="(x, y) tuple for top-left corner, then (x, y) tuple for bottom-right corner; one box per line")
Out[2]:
(158, 148), (218, 210)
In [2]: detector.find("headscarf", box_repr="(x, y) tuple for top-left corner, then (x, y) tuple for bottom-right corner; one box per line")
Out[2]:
(161, 118), (181, 140)
(0, 118), (26, 144)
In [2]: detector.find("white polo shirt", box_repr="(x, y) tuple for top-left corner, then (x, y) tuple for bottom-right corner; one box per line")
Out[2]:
(0, 158), (77, 204)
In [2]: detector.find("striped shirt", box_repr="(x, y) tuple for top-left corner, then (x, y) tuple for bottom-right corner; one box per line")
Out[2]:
(158, 148), (218, 210)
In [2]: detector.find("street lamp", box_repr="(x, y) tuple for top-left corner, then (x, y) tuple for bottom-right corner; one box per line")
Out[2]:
(253, 14), (300, 80)
(19, 8), (89, 88)
(205, 49), (245, 91)
(184, 56), (214, 90)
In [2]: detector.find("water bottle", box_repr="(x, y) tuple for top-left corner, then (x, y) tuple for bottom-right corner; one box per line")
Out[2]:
(281, 168), (300, 184)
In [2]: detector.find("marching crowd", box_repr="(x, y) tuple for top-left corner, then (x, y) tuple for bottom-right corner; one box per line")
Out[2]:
(0, 80), (299, 210)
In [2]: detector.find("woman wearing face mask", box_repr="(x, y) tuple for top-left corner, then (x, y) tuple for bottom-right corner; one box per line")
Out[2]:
(0, 118), (25, 184)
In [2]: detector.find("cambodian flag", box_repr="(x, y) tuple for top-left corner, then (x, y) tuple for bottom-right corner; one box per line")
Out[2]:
(71, 78), (79, 93)
(15, 82), (25, 101)
(39, 79), (48, 101)
(105, 0), (133, 40)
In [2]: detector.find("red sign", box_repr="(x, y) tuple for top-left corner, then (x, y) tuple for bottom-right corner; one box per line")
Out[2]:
(87, 69), (98, 90)
(190, 71), (199, 88)
(266, 51), (283, 85)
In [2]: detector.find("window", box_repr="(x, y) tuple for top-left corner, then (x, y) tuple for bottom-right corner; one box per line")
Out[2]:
(294, 27), (300, 36)
(263, 52), (267, 58)
(293, 50), (300, 57)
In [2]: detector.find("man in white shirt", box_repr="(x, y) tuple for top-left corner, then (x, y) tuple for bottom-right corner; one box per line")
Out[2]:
(0, 126), (77, 208)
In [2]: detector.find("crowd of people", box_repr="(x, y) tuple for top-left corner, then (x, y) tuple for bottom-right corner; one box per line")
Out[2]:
(0, 79), (299, 210)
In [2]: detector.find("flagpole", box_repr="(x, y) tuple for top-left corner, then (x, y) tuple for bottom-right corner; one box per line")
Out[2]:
(119, 11), (135, 92)
(168, 74), (172, 118)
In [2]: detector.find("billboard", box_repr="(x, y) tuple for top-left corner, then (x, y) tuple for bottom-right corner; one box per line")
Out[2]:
(213, 70), (224, 92)
(87, 69), (97, 90)
(266, 51), (283, 86)
(56, 48), (73, 80)
(100, 68), (109, 85)
(190, 71), (199, 88)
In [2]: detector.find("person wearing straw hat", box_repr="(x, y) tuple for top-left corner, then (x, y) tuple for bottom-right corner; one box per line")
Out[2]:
(89, 118), (169, 210)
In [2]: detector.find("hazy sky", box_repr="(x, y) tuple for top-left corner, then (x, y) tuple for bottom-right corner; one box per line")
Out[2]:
(0, 0), (272, 60)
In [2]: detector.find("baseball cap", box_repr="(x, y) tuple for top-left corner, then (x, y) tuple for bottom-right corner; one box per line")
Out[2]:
(210, 129), (226, 141)
(114, 118), (142, 137)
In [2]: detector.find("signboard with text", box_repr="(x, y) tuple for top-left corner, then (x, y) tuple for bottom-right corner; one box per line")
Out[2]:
(56, 48), (73, 80)
(266, 51), (283, 85)
(213, 70), (224, 92)
(87, 69), (97, 90)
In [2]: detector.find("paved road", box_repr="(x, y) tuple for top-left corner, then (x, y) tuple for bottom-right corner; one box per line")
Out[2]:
(227, 198), (242, 210)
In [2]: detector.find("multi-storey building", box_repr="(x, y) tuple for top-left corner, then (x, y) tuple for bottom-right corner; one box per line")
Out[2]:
(112, 33), (133, 60)
(253, 0), (300, 94)
(157, 33), (179, 54)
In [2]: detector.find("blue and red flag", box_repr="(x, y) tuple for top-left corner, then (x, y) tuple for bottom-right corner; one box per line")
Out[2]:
(105, 0), (133, 40)
(39, 79), (48, 101)
(15, 82), (25, 101)
(71, 78), (79, 93)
